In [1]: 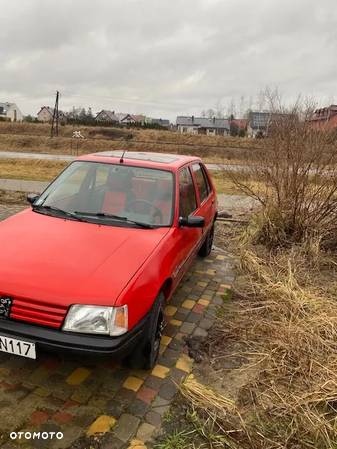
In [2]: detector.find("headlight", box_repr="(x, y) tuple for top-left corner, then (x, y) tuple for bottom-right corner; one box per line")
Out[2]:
(63, 304), (128, 336)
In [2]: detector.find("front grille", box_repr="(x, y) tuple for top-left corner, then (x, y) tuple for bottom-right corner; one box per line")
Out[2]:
(10, 297), (68, 328)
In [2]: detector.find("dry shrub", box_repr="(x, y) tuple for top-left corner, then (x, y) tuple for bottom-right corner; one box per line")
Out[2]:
(231, 99), (337, 248)
(182, 247), (337, 448)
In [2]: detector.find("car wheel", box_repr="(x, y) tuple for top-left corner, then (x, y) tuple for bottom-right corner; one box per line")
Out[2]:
(198, 224), (214, 257)
(125, 292), (165, 370)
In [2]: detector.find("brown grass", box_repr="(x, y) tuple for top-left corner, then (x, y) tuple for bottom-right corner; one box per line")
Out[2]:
(0, 159), (67, 181)
(0, 122), (260, 163)
(181, 241), (337, 449)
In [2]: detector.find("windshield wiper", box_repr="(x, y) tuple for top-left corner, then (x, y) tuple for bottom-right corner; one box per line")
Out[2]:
(74, 211), (154, 229)
(32, 204), (85, 222)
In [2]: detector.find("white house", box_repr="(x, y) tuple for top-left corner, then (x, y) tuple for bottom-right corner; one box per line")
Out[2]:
(0, 102), (23, 122)
(176, 116), (230, 136)
(37, 106), (66, 123)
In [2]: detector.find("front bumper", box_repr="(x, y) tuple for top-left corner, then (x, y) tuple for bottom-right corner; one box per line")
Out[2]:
(0, 313), (149, 358)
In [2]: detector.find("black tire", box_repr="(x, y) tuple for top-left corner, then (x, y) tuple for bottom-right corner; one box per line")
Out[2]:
(125, 292), (165, 370)
(198, 224), (214, 257)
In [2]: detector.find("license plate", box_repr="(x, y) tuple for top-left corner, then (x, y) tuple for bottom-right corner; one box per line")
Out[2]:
(0, 335), (36, 359)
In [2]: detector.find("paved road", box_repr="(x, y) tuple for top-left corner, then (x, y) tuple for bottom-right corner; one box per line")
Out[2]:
(0, 178), (48, 193)
(0, 204), (234, 448)
(0, 150), (246, 172)
(0, 150), (75, 162)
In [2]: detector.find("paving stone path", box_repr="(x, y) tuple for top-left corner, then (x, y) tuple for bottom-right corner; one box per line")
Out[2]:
(0, 205), (235, 449)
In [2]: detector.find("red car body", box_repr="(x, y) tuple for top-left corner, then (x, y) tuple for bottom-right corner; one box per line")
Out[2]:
(0, 151), (217, 360)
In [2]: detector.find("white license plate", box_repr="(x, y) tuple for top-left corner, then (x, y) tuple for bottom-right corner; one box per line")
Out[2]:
(0, 335), (36, 359)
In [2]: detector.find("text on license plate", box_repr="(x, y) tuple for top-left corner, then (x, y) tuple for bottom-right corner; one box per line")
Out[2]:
(0, 335), (36, 359)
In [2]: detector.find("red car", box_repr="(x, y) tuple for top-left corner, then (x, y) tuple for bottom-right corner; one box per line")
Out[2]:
(0, 151), (217, 368)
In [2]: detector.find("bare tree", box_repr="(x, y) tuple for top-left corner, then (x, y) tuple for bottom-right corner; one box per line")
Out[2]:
(230, 97), (337, 247)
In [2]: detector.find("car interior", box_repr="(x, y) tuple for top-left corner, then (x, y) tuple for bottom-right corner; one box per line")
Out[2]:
(46, 163), (174, 226)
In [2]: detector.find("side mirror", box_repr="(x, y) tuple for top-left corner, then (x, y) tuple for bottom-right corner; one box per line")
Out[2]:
(179, 215), (205, 228)
(27, 193), (39, 205)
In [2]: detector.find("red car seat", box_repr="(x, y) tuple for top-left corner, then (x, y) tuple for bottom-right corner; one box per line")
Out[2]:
(102, 172), (131, 214)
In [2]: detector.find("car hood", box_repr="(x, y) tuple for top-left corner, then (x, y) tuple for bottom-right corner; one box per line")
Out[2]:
(0, 209), (169, 307)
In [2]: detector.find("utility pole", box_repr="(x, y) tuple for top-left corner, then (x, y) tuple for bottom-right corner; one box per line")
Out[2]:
(51, 91), (60, 137)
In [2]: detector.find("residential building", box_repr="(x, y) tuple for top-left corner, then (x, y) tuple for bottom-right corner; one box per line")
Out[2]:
(247, 112), (271, 137)
(247, 111), (291, 137)
(146, 117), (171, 128)
(95, 110), (119, 123)
(37, 106), (66, 123)
(176, 116), (230, 136)
(309, 105), (337, 131)
(0, 102), (23, 122)
(230, 119), (248, 136)
(116, 114), (146, 125)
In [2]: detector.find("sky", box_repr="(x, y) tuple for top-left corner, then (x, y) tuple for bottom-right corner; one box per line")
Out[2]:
(0, 0), (336, 120)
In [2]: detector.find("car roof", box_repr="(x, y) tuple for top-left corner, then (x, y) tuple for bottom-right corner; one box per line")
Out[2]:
(77, 150), (201, 171)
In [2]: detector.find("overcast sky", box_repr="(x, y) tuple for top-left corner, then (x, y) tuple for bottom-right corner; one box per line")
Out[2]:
(0, 0), (336, 119)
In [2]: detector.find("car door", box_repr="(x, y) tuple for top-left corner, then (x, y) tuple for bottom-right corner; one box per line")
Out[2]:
(171, 165), (202, 286)
(191, 162), (216, 234)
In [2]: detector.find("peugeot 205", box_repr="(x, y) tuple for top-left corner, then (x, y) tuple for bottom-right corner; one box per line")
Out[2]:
(0, 151), (217, 369)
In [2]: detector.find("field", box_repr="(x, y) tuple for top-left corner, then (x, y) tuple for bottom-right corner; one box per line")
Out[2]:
(0, 121), (259, 164)
(0, 122), (261, 195)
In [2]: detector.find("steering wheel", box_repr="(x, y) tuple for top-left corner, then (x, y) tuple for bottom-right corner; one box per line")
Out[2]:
(127, 199), (163, 223)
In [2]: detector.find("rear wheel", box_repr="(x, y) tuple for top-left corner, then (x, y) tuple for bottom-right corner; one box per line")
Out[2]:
(198, 224), (214, 257)
(125, 293), (165, 370)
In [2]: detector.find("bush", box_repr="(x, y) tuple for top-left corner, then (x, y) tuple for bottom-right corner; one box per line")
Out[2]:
(231, 101), (337, 247)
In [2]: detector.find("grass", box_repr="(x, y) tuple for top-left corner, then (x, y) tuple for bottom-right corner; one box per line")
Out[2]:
(0, 158), (67, 181)
(175, 229), (337, 448)
(0, 189), (27, 204)
(0, 121), (260, 164)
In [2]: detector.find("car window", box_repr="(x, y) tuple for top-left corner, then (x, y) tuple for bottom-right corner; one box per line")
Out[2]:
(192, 163), (210, 202)
(179, 167), (197, 217)
(36, 161), (174, 227)
(41, 162), (89, 203)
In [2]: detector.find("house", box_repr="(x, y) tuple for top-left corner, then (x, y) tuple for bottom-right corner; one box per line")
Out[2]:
(0, 102), (23, 122)
(247, 112), (271, 137)
(247, 111), (295, 137)
(230, 119), (248, 136)
(37, 106), (66, 123)
(309, 105), (337, 131)
(95, 110), (119, 124)
(116, 114), (146, 125)
(176, 116), (230, 136)
(146, 118), (171, 128)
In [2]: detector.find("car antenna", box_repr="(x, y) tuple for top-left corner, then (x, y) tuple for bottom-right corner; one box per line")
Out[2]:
(120, 149), (127, 163)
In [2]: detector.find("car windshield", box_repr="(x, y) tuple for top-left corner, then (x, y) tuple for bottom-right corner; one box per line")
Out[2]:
(35, 161), (174, 227)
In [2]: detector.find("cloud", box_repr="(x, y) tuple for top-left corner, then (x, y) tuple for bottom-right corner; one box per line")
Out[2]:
(0, 0), (336, 119)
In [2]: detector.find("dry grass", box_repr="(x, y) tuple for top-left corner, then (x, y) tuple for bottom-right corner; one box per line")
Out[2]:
(0, 122), (260, 164)
(0, 158), (67, 181)
(0, 189), (27, 204)
(181, 241), (337, 449)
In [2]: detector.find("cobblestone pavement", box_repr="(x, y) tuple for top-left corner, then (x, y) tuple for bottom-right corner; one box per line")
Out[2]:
(0, 205), (234, 449)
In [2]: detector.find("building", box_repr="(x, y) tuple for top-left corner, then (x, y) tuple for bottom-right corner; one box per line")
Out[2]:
(117, 114), (146, 125)
(247, 112), (271, 137)
(176, 116), (230, 136)
(230, 119), (248, 136)
(0, 102), (23, 122)
(37, 106), (66, 123)
(146, 118), (170, 128)
(309, 105), (337, 131)
(95, 110), (119, 124)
